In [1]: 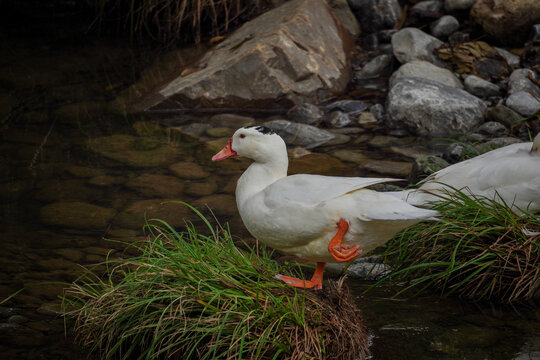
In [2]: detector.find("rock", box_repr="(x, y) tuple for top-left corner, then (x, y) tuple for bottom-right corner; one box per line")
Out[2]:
(66, 166), (104, 178)
(177, 123), (212, 139)
(363, 160), (413, 177)
(89, 135), (182, 168)
(391, 28), (444, 65)
(390, 145), (440, 159)
(87, 175), (125, 187)
(40, 202), (117, 230)
(430, 15), (460, 39)
(169, 161), (209, 180)
(287, 103), (323, 125)
(141, 0), (353, 110)
(412, 0), (444, 13)
(369, 103), (386, 122)
(386, 77), (487, 137)
(320, 132), (351, 146)
(448, 31), (470, 45)
(357, 112), (378, 127)
(409, 155), (449, 183)
(471, 0), (540, 45)
(114, 199), (197, 229)
(508, 69), (540, 98)
(475, 137), (523, 153)
(263, 119), (337, 148)
(53, 248), (85, 262)
(347, 257), (391, 280)
(7, 315), (28, 324)
(493, 47), (520, 69)
(206, 127), (234, 138)
(463, 75), (500, 98)
(377, 29), (398, 43)
(362, 33), (379, 50)
(35, 179), (102, 203)
(505, 92), (540, 116)
(348, 0), (401, 33)
(37, 302), (65, 317)
(368, 135), (402, 148)
(324, 100), (370, 116)
(0, 322), (47, 347)
(332, 149), (368, 164)
(0, 307), (20, 319)
(289, 153), (348, 175)
(208, 113), (255, 128)
(477, 121), (507, 136)
(389, 60), (463, 89)
(444, 0), (477, 11)
(324, 111), (352, 128)
(354, 54), (393, 79)
(184, 180), (219, 197)
(486, 104), (522, 128)
(194, 194), (237, 216)
(443, 142), (467, 162)
(126, 174), (185, 197)
(528, 24), (540, 45)
(132, 121), (167, 138)
(327, 0), (361, 38)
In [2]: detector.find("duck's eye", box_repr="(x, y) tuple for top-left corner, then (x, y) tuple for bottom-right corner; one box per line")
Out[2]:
(239, 134), (246, 139)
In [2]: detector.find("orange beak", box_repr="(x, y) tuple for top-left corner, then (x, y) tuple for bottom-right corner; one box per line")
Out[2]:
(212, 138), (238, 161)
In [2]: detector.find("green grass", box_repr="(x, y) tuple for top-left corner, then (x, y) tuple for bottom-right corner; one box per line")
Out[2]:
(375, 190), (540, 303)
(64, 203), (369, 360)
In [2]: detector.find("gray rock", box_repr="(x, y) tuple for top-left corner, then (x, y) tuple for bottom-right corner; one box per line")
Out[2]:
(389, 61), (463, 89)
(179, 123), (212, 138)
(263, 119), (338, 148)
(448, 31), (470, 45)
(346, 257), (391, 280)
(430, 15), (460, 39)
(505, 92), (540, 116)
(471, 0), (540, 46)
(412, 0), (444, 12)
(377, 29), (398, 43)
(369, 103), (386, 122)
(354, 54), (393, 79)
(287, 103), (323, 125)
(409, 155), (450, 183)
(463, 75), (501, 98)
(508, 69), (540, 98)
(445, 0), (477, 11)
(528, 24), (540, 45)
(140, 0), (352, 110)
(475, 137), (523, 153)
(477, 121), (507, 136)
(443, 142), (467, 162)
(386, 77), (487, 137)
(324, 100), (370, 116)
(348, 0), (401, 33)
(493, 47), (520, 69)
(327, 0), (361, 38)
(391, 28), (444, 65)
(487, 104), (522, 127)
(324, 111), (352, 128)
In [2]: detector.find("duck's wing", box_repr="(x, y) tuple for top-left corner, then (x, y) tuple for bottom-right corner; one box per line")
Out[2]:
(261, 174), (401, 208)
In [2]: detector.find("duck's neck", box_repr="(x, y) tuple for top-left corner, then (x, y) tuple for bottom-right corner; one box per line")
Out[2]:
(236, 157), (288, 207)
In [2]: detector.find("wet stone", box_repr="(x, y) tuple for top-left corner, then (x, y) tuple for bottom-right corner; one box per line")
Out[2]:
(354, 54), (393, 79)
(7, 315), (28, 324)
(477, 121), (507, 136)
(464, 75), (500, 98)
(487, 104), (522, 128)
(264, 119), (337, 149)
(194, 194), (237, 216)
(324, 111), (351, 128)
(505, 92), (540, 116)
(40, 202), (117, 230)
(363, 160), (413, 177)
(169, 161), (209, 180)
(88, 175), (126, 187)
(114, 199), (197, 229)
(126, 173), (185, 197)
(430, 15), (459, 39)
(368, 135), (402, 148)
(132, 121), (166, 138)
(357, 112), (378, 128)
(90, 135), (182, 168)
(445, 0), (477, 11)
(332, 150), (368, 164)
(37, 302), (65, 317)
(409, 155), (449, 183)
(209, 113), (256, 128)
(443, 142), (466, 162)
(53, 248), (85, 262)
(36, 179), (102, 203)
(494, 47), (520, 69)
(475, 137), (523, 153)
(289, 153), (348, 175)
(508, 69), (540, 98)
(184, 179), (218, 197)
(412, 0), (444, 13)
(287, 103), (323, 125)
(66, 166), (104, 178)
(348, 0), (402, 33)
(206, 127), (234, 138)
(324, 100), (370, 117)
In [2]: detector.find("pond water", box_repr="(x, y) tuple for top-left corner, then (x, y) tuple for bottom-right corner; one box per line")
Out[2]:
(1, 12), (540, 360)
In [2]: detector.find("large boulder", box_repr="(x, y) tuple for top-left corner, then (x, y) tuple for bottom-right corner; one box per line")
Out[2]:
(470, 0), (540, 45)
(386, 77), (487, 137)
(140, 0), (353, 111)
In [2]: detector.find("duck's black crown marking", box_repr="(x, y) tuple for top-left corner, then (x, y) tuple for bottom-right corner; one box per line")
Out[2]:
(244, 125), (275, 135)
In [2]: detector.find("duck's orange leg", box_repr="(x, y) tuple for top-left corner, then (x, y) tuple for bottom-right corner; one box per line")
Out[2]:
(276, 262), (325, 290)
(328, 219), (361, 262)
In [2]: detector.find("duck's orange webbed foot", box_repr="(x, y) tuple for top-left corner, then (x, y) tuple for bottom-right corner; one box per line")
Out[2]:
(276, 262), (325, 290)
(328, 219), (361, 262)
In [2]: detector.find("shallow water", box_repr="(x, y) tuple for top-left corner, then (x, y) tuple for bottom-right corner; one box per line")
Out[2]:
(1, 13), (540, 360)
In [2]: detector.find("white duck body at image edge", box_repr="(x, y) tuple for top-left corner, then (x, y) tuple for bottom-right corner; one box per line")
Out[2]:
(214, 126), (439, 264)
(394, 133), (540, 213)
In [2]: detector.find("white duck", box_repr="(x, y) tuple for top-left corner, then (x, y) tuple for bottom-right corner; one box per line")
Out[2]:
(212, 126), (438, 290)
(392, 133), (540, 213)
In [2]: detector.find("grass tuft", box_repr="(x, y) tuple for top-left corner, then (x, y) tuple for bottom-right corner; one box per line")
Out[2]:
(376, 190), (540, 303)
(64, 203), (369, 359)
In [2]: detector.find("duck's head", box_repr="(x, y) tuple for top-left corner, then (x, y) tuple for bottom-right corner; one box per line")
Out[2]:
(212, 125), (287, 163)
(531, 133), (540, 154)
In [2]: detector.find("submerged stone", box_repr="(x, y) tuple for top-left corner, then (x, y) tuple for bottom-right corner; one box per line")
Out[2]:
(40, 202), (117, 230)
(126, 174), (185, 197)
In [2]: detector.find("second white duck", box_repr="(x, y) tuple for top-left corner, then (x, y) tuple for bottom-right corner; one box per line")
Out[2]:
(212, 125), (438, 290)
